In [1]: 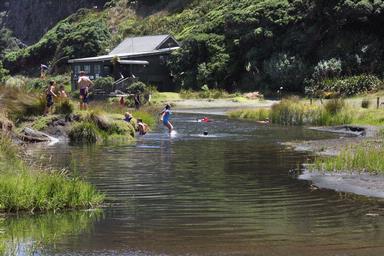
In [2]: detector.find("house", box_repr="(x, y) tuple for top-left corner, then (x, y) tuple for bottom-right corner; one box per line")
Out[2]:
(68, 34), (180, 92)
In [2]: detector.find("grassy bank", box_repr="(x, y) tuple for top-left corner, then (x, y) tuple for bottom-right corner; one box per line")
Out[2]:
(312, 144), (384, 174)
(0, 134), (104, 213)
(228, 98), (352, 126)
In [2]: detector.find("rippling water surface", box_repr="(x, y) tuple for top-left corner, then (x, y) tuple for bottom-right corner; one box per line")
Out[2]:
(17, 114), (384, 255)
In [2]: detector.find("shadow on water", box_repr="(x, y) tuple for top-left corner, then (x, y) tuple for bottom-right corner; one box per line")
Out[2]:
(6, 113), (384, 255)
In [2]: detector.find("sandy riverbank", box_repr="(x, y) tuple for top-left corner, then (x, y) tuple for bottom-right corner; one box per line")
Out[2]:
(284, 125), (384, 199)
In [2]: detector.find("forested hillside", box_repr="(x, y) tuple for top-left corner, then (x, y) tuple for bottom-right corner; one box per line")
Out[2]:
(2, 0), (384, 93)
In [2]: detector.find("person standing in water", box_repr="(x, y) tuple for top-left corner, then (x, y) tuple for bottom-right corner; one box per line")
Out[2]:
(160, 104), (173, 133)
(78, 71), (93, 110)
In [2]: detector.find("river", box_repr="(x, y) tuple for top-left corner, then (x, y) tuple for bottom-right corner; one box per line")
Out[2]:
(3, 113), (384, 255)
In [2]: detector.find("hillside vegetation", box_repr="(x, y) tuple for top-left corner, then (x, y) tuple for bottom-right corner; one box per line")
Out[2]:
(2, 0), (384, 93)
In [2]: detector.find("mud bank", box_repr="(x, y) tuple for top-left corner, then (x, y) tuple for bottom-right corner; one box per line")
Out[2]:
(288, 125), (384, 198)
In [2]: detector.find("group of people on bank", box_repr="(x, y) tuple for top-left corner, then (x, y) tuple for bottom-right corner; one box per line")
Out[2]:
(44, 71), (174, 135)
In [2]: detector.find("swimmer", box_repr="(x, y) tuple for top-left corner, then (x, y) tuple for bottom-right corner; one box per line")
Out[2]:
(256, 118), (270, 125)
(203, 131), (208, 136)
(198, 117), (211, 123)
(160, 104), (173, 133)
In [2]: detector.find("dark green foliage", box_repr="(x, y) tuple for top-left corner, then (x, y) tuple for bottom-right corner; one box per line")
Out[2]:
(0, 61), (9, 83)
(126, 81), (147, 94)
(169, 33), (229, 90)
(324, 99), (345, 115)
(93, 77), (114, 93)
(68, 122), (101, 143)
(5, 0), (384, 93)
(54, 100), (74, 115)
(308, 74), (382, 97)
(361, 98), (370, 109)
(3, 10), (111, 75)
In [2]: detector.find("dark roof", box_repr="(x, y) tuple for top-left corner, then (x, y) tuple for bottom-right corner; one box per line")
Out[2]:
(109, 35), (179, 55)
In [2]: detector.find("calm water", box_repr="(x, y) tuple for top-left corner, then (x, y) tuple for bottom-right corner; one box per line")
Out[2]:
(5, 114), (384, 256)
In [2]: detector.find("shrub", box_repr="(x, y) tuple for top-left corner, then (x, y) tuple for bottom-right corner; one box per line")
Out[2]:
(54, 99), (74, 115)
(68, 122), (101, 144)
(263, 53), (307, 92)
(324, 99), (345, 114)
(127, 81), (147, 94)
(93, 77), (114, 94)
(361, 99), (370, 109)
(312, 58), (342, 81)
(0, 61), (9, 83)
(307, 74), (382, 97)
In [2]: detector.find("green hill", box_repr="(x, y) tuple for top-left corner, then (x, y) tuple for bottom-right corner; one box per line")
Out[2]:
(2, 0), (384, 93)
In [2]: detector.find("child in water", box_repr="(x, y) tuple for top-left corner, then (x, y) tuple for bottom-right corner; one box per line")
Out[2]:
(137, 119), (148, 135)
(160, 104), (173, 133)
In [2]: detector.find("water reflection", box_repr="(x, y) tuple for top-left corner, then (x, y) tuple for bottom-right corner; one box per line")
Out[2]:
(12, 114), (384, 255)
(0, 210), (102, 255)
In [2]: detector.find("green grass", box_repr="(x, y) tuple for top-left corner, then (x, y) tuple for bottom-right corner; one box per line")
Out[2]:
(0, 134), (104, 213)
(228, 98), (352, 126)
(313, 144), (384, 174)
(228, 108), (270, 121)
(0, 171), (104, 212)
(151, 92), (181, 104)
(31, 115), (59, 131)
(68, 121), (101, 144)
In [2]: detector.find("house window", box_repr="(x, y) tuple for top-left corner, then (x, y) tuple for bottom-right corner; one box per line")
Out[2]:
(103, 65), (111, 75)
(94, 64), (101, 75)
(84, 65), (91, 75)
(74, 65), (81, 75)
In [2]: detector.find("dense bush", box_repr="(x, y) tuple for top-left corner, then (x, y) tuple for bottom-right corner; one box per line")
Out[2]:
(126, 81), (147, 94)
(0, 61), (9, 83)
(68, 122), (101, 143)
(54, 99), (74, 115)
(3, 10), (110, 74)
(263, 53), (307, 92)
(4, 0), (384, 93)
(93, 77), (114, 93)
(307, 74), (382, 97)
(312, 59), (342, 81)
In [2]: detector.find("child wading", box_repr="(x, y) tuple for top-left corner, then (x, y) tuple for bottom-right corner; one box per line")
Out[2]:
(160, 104), (173, 133)
(137, 119), (149, 135)
(44, 80), (57, 115)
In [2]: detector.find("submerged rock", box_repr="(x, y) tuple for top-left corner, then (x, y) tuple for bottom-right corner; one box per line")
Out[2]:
(19, 127), (55, 143)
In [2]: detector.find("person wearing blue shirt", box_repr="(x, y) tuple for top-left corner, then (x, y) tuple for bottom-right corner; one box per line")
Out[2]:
(160, 104), (173, 133)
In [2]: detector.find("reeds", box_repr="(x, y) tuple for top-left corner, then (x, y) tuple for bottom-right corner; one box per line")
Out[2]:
(228, 98), (352, 126)
(0, 134), (104, 212)
(313, 145), (384, 173)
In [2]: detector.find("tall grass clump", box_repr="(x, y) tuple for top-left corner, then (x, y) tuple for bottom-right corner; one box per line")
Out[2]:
(270, 98), (315, 125)
(361, 99), (370, 109)
(0, 134), (104, 212)
(228, 108), (270, 120)
(68, 122), (101, 144)
(0, 86), (45, 122)
(54, 99), (74, 115)
(312, 145), (384, 174)
(231, 98), (352, 126)
(0, 171), (104, 212)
